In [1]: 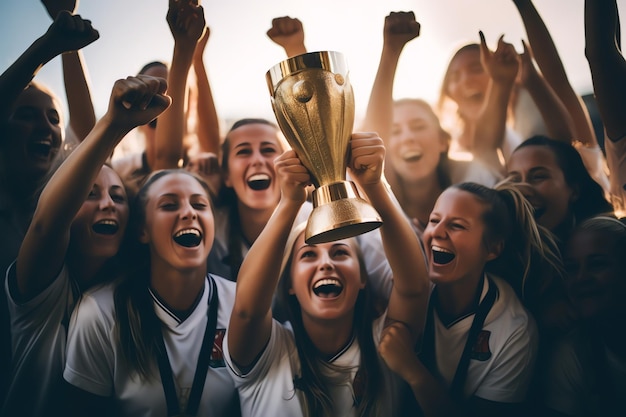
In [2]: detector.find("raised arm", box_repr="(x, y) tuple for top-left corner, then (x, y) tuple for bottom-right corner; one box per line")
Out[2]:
(193, 26), (221, 155)
(0, 10), (98, 124)
(16, 76), (170, 299)
(513, 0), (598, 147)
(42, 0), (96, 143)
(227, 149), (310, 367)
(585, 0), (626, 142)
(360, 11), (420, 142)
(473, 32), (519, 173)
(348, 133), (429, 338)
(152, 0), (205, 170)
(266, 16), (307, 58)
(518, 39), (576, 142)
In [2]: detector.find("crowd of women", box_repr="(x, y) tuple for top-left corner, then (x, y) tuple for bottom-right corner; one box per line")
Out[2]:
(1, 0), (625, 416)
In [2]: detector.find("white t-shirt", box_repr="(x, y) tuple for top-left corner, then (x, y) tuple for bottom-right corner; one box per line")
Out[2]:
(430, 275), (538, 403)
(63, 274), (239, 417)
(2, 262), (77, 417)
(224, 314), (399, 417)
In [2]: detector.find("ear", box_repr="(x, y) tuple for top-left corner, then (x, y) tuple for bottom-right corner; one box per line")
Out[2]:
(486, 241), (504, 261)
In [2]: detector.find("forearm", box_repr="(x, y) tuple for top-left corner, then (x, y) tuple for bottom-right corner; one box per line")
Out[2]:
(229, 199), (302, 364)
(406, 364), (462, 417)
(471, 81), (511, 171)
(62, 51), (96, 142)
(363, 182), (428, 332)
(0, 36), (58, 121)
(523, 73), (575, 143)
(515, 0), (597, 146)
(585, 0), (626, 141)
(153, 43), (194, 169)
(360, 45), (402, 137)
(193, 59), (221, 154)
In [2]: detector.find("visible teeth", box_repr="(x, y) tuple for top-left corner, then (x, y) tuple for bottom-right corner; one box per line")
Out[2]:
(403, 151), (423, 161)
(314, 278), (342, 289)
(432, 245), (452, 254)
(174, 228), (200, 238)
(249, 174), (270, 182)
(97, 220), (117, 226)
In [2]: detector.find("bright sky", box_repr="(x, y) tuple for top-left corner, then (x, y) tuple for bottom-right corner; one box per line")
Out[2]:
(1, 0), (624, 130)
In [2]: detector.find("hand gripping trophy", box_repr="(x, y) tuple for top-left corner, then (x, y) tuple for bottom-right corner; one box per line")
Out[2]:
(267, 51), (382, 244)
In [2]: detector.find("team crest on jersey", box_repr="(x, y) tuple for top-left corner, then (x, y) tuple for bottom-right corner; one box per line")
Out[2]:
(470, 330), (492, 361)
(210, 329), (226, 367)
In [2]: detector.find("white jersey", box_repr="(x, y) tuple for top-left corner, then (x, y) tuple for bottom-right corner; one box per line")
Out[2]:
(431, 275), (538, 403)
(224, 314), (399, 417)
(2, 261), (77, 417)
(63, 274), (239, 417)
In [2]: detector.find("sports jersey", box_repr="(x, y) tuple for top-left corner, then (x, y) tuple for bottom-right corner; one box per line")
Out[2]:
(63, 274), (239, 417)
(224, 314), (399, 417)
(2, 261), (77, 417)
(429, 275), (538, 402)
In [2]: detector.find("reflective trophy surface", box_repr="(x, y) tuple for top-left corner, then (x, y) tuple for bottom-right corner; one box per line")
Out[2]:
(266, 51), (382, 244)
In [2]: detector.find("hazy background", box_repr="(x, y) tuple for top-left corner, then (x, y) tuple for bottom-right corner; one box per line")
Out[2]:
(1, 0), (624, 132)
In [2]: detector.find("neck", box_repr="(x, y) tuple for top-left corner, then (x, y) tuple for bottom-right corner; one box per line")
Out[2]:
(150, 264), (206, 311)
(436, 273), (484, 321)
(237, 202), (274, 245)
(302, 312), (355, 358)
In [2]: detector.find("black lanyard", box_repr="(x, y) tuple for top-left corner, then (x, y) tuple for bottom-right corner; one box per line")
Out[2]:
(156, 276), (219, 417)
(419, 276), (497, 400)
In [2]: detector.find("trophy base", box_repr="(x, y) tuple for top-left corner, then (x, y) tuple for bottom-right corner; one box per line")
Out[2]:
(305, 181), (383, 244)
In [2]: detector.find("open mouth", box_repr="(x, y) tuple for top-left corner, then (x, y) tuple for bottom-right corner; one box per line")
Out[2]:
(403, 150), (423, 163)
(432, 245), (455, 265)
(173, 228), (202, 247)
(28, 141), (54, 158)
(92, 220), (119, 235)
(247, 173), (271, 191)
(312, 278), (344, 298)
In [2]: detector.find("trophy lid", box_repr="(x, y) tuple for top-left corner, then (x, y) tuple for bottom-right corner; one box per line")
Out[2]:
(266, 51), (349, 96)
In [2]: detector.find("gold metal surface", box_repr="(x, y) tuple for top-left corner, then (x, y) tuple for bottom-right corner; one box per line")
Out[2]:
(266, 51), (382, 244)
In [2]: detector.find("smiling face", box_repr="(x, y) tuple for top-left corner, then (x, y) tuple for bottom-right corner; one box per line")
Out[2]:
(388, 101), (447, 182)
(507, 145), (576, 231)
(140, 172), (215, 272)
(288, 232), (364, 322)
(422, 188), (499, 287)
(564, 225), (626, 320)
(444, 46), (489, 122)
(70, 165), (129, 260)
(224, 123), (282, 211)
(3, 85), (63, 181)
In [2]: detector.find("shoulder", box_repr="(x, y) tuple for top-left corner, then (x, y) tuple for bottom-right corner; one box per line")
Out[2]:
(72, 283), (116, 327)
(487, 275), (537, 340)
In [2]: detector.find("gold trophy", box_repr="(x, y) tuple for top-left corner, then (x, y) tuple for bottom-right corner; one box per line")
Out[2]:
(266, 51), (382, 244)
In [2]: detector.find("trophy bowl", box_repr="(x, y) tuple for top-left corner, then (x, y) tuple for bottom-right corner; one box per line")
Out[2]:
(266, 51), (382, 244)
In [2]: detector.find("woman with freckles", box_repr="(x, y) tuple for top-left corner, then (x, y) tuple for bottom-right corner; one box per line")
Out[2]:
(224, 133), (429, 417)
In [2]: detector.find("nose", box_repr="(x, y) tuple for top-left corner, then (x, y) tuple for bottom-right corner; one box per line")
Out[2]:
(180, 201), (198, 220)
(318, 251), (334, 271)
(429, 221), (448, 240)
(99, 193), (117, 211)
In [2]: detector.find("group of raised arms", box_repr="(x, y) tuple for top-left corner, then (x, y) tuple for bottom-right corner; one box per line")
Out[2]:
(1, 0), (625, 416)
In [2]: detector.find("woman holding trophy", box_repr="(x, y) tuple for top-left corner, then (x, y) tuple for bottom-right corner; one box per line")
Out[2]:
(224, 132), (429, 416)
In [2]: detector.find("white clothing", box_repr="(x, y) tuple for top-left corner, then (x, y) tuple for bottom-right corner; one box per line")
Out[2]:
(431, 275), (538, 403)
(224, 314), (399, 417)
(63, 274), (239, 417)
(2, 262), (77, 417)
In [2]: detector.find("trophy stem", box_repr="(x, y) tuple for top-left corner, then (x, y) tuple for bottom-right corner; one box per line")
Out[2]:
(306, 181), (382, 244)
